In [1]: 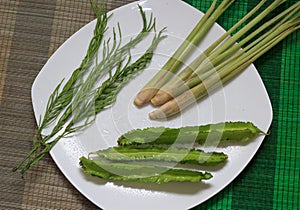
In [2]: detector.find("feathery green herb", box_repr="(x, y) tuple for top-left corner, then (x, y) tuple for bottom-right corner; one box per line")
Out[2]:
(13, 1), (109, 174)
(37, 1), (109, 135)
(13, 2), (164, 175)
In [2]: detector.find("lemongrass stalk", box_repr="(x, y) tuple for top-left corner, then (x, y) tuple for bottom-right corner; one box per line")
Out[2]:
(147, 0), (219, 84)
(186, 0), (288, 78)
(195, 20), (299, 93)
(151, 0), (297, 106)
(203, 16), (298, 79)
(196, 0), (288, 66)
(175, 0), (268, 82)
(211, 18), (299, 82)
(134, 0), (236, 106)
(241, 3), (300, 53)
(212, 25), (299, 95)
(208, 0), (287, 60)
(172, 0), (243, 81)
(188, 4), (300, 85)
(211, 1), (300, 65)
(222, 29), (299, 83)
(149, 21), (299, 119)
(133, 0), (218, 106)
(150, 0), (271, 105)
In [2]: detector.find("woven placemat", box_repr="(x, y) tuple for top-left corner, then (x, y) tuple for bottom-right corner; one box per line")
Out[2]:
(0, 0), (299, 209)
(0, 1), (131, 209)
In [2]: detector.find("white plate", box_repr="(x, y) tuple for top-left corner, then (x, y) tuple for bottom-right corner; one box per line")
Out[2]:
(31, 0), (273, 209)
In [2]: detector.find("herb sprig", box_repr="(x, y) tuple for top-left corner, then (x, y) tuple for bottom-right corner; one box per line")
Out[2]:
(37, 1), (109, 136)
(13, 2), (165, 175)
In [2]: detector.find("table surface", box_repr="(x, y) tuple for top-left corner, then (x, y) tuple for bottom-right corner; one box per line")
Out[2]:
(1, 0), (299, 209)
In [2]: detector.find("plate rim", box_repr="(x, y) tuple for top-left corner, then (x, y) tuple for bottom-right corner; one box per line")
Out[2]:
(31, 0), (273, 209)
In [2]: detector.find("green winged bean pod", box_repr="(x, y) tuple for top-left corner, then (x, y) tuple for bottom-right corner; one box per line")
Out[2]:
(79, 156), (212, 184)
(90, 146), (228, 166)
(117, 122), (266, 146)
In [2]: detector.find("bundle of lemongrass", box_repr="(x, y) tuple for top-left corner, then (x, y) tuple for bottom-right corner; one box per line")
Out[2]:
(134, 0), (300, 119)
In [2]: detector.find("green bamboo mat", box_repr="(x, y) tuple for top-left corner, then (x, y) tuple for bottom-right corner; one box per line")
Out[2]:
(0, 0), (299, 209)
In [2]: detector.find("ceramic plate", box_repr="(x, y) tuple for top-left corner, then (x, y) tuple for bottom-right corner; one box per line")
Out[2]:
(31, 0), (273, 209)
